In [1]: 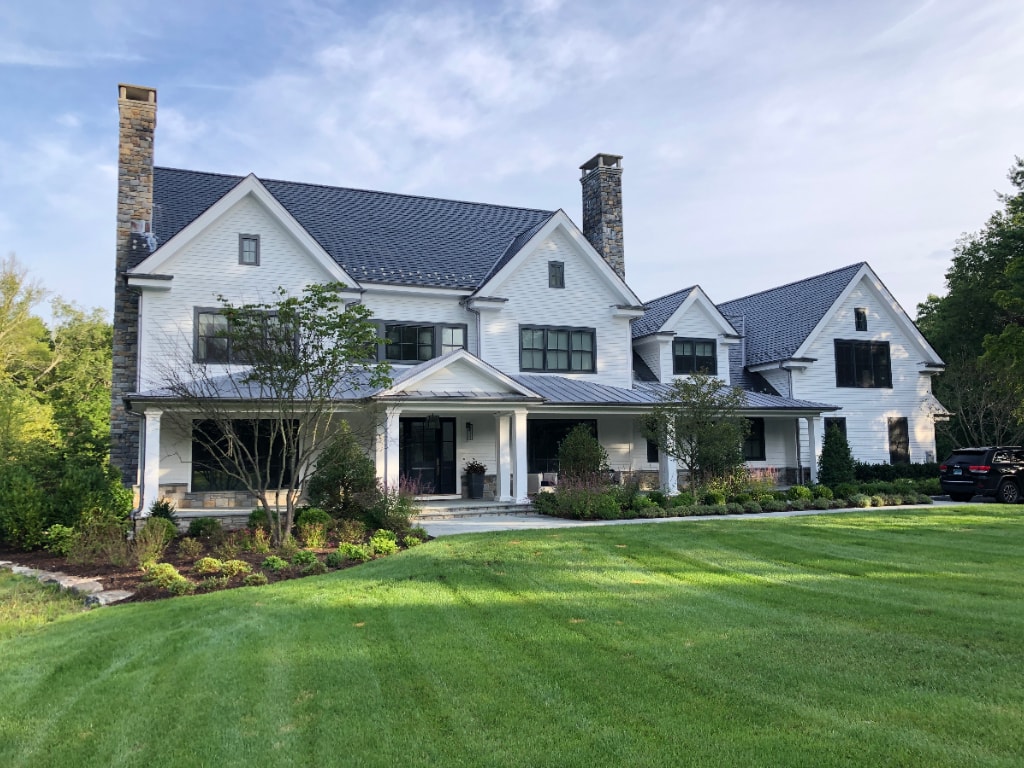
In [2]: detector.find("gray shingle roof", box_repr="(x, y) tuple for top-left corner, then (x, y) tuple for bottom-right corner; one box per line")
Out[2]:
(717, 263), (864, 366)
(149, 167), (556, 289)
(631, 286), (695, 338)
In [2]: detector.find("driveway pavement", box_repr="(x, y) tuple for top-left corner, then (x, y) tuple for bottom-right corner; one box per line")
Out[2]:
(419, 498), (961, 537)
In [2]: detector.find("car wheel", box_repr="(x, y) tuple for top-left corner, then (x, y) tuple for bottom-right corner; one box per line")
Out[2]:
(998, 480), (1021, 504)
(949, 492), (974, 502)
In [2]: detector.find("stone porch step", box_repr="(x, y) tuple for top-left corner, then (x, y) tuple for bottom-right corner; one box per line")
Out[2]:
(413, 500), (536, 521)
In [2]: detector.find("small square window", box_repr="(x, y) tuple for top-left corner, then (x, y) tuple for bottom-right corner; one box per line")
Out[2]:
(855, 308), (867, 332)
(239, 235), (260, 266)
(548, 261), (565, 289)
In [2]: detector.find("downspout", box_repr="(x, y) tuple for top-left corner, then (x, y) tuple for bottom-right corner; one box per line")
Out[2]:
(462, 298), (483, 357)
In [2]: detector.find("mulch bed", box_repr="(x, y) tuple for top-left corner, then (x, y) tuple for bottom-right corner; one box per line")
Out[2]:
(0, 539), (365, 604)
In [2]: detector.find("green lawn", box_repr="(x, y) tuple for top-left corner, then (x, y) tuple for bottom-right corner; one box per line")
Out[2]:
(0, 570), (85, 641)
(1, 507), (1021, 767)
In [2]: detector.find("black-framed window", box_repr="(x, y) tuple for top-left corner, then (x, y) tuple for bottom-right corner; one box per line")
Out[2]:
(549, 261), (565, 289)
(854, 307), (867, 331)
(824, 417), (847, 440)
(195, 308), (287, 364)
(834, 340), (891, 388)
(673, 338), (717, 375)
(520, 326), (595, 373)
(239, 234), (260, 266)
(888, 417), (910, 464)
(527, 419), (597, 473)
(380, 322), (467, 364)
(192, 419), (295, 491)
(743, 418), (766, 461)
(646, 439), (659, 463)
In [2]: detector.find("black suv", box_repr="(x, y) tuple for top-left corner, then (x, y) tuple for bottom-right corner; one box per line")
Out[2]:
(939, 446), (1024, 503)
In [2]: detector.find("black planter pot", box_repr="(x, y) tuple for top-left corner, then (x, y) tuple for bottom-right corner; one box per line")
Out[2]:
(466, 473), (484, 499)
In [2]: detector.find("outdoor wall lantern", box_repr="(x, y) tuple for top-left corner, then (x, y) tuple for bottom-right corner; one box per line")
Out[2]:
(465, 421), (474, 441)
(425, 414), (440, 430)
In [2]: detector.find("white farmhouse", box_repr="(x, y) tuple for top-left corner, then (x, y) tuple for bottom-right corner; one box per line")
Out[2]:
(110, 84), (945, 517)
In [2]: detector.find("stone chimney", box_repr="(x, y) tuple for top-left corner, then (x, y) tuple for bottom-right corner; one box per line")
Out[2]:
(111, 83), (157, 486)
(580, 153), (624, 280)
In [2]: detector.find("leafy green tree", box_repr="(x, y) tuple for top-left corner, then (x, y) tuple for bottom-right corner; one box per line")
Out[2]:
(646, 373), (749, 492)
(917, 157), (1024, 451)
(160, 283), (391, 545)
(818, 424), (856, 487)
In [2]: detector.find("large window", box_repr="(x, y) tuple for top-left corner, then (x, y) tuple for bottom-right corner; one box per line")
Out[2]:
(195, 308), (289, 364)
(743, 418), (766, 461)
(520, 326), (595, 373)
(196, 310), (231, 363)
(382, 323), (467, 364)
(888, 417), (910, 465)
(191, 419), (296, 491)
(527, 419), (597, 473)
(834, 340), (892, 388)
(673, 338), (716, 375)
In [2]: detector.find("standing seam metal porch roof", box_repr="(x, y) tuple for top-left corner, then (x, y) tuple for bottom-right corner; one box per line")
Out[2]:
(146, 167), (556, 290)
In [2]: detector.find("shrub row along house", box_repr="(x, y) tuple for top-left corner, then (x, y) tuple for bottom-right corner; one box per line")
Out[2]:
(111, 84), (947, 517)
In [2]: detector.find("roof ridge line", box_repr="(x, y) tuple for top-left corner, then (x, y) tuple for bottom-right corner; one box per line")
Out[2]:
(718, 262), (866, 307)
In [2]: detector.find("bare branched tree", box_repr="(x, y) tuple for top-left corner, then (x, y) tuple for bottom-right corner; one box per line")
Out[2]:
(935, 350), (1024, 449)
(157, 283), (390, 544)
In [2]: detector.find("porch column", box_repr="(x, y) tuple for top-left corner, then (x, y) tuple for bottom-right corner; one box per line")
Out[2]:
(376, 407), (401, 491)
(513, 408), (529, 503)
(658, 434), (679, 496)
(495, 412), (512, 502)
(805, 416), (818, 484)
(139, 408), (162, 518)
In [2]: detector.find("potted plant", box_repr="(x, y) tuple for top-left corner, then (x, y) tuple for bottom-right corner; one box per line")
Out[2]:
(464, 458), (487, 500)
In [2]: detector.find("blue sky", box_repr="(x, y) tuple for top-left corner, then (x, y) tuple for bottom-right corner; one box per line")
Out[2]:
(2, 0), (1022, 321)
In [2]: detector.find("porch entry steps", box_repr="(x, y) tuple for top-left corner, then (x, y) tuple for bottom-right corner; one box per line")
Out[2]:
(412, 499), (536, 521)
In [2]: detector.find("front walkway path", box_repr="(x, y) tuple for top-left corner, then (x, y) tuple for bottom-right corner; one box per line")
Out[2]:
(420, 498), (960, 537)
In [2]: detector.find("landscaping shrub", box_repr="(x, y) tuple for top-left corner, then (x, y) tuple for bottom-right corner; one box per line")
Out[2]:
(186, 518), (223, 540)
(557, 423), (608, 480)
(298, 522), (327, 549)
(818, 425), (856, 487)
(369, 529), (399, 556)
(247, 526), (272, 554)
(915, 478), (942, 496)
(854, 461), (940, 482)
(276, 535), (300, 560)
(870, 495), (885, 508)
(134, 517), (176, 566)
(324, 550), (346, 568)
(647, 490), (667, 507)
(742, 501), (762, 514)
(70, 511), (131, 567)
(403, 534), (423, 547)
(725, 502), (744, 515)
(364, 485), (417, 534)
(296, 507), (332, 528)
(669, 492), (695, 508)
(149, 498), (178, 525)
(214, 532), (245, 560)
(302, 560), (328, 576)
(243, 573), (269, 587)
(335, 518), (368, 545)
(702, 489), (726, 506)
(0, 464), (48, 549)
(337, 542), (373, 563)
(787, 485), (813, 501)
(197, 576), (230, 592)
(531, 492), (558, 516)
(789, 499), (808, 511)
(848, 493), (872, 508)
(731, 492), (753, 505)
(221, 559), (252, 577)
(291, 550), (319, 568)
(248, 507), (274, 531)
(305, 423), (377, 519)
(812, 497), (831, 510)
(194, 557), (225, 576)
(177, 537), (203, 560)
(811, 484), (834, 500)
(261, 555), (289, 573)
(762, 499), (787, 512)
(833, 482), (858, 501)
(42, 524), (78, 557)
(142, 562), (193, 595)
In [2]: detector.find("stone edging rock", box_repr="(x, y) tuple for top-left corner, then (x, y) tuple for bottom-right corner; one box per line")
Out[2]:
(0, 560), (134, 606)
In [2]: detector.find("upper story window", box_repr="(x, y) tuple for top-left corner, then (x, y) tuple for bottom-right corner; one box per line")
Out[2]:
(520, 326), (595, 373)
(673, 338), (716, 375)
(548, 261), (565, 289)
(834, 339), (892, 388)
(382, 323), (467, 364)
(854, 307), (867, 331)
(195, 308), (286, 364)
(239, 234), (260, 266)
(196, 310), (232, 363)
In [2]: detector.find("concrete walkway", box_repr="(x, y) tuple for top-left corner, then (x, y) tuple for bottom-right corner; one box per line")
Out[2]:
(420, 498), (960, 537)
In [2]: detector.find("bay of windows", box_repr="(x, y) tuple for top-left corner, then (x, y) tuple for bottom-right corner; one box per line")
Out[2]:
(520, 326), (595, 373)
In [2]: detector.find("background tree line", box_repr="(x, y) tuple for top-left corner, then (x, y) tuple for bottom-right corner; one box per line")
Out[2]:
(917, 157), (1024, 457)
(0, 254), (128, 548)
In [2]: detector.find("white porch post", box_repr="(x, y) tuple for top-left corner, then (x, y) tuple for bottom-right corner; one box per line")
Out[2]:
(658, 430), (679, 496)
(495, 412), (512, 502)
(376, 407), (401, 491)
(805, 416), (818, 484)
(513, 408), (529, 503)
(140, 408), (162, 518)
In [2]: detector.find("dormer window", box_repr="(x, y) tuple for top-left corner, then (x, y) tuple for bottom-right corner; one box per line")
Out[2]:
(673, 338), (716, 375)
(239, 234), (260, 266)
(548, 261), (565, 289)
(855, 307), (867, 331)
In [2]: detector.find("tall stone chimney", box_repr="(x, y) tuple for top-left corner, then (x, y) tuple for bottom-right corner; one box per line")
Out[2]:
(111, 84), (157, 486)
(580, 153), (624, 280)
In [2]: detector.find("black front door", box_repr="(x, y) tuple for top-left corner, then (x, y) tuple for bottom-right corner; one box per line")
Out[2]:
(400, 417), (456, 494)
